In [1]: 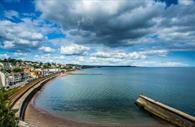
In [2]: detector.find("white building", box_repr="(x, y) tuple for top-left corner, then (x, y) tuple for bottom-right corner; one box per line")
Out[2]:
(0, 62), (3, 70)
(0, 72), (6, 87)
(42, 68), (60, 76)
(0, 63), (6, 87)
(48, 68), (59, 73)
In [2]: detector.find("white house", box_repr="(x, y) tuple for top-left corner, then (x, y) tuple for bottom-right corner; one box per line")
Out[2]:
(0, 72), (6, 87)
(42, 68), (60, 76)
(48, 68), (59, 73)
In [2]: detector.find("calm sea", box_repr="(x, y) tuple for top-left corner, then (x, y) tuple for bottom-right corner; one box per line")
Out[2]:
(34, 67), (195, 124)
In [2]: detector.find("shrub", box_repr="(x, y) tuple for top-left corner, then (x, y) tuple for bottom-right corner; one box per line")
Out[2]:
(0, 88), (18, 127)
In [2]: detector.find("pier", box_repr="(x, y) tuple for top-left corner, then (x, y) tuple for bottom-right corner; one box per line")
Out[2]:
(136, 95), (195, 127)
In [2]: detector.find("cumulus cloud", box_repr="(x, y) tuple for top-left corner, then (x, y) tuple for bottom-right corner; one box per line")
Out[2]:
(179, 0), (194, 5)
(93, 52), (126, 59)
(4, 10), (19, 20)
(91, 49), (168, 60)
(0, 13), (59, 52)
(0, 52), (27, 60)
(36, 0), (165, 47)
(35, 0), (195, 50)
(92, 51), (144, 60)
(39, 46), (55, 53)
(0, 53), (9, 59)
(140, 49), (168, 56)
(0, 0), (194, 66)
(60, 44), (90, 55)
(0, 19), (45, 51)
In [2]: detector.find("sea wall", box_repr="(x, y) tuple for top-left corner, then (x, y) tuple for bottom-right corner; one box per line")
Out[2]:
(11, 74), (59, 127)
(19, 76), (57, 120)
(136, 95), (195, 127)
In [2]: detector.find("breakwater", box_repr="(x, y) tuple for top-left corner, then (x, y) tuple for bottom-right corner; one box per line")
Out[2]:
(136, 95), (195, 127)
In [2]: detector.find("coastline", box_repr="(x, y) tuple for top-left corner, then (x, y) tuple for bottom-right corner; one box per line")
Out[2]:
(25, 99), (174, 127)
(23, 73), (174, 127)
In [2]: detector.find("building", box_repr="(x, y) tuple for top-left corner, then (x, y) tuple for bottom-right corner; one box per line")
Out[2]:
(28, 69), (43, 78)
(0, 63), (6, 87)
(7, 73), (21, 86)
(42, 69), (50, 76)
(24, 67), (42, 78)
(48, 68), (59, 73)
(24, 67), (33, 75)
(0, 72), (6, 87)
(42, 68), (59, 76)
(3, 62), (12, 71)
(0, 62), (4, 70)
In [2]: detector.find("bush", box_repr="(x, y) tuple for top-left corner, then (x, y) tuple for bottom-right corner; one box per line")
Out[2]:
(0, 88), (18, 127)
(13, 68), (23, 73)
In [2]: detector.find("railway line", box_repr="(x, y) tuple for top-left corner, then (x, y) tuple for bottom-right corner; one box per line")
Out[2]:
(7, 73), (57, 108)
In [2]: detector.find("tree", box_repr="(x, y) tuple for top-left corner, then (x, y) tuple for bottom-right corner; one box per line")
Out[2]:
(0, 88), (18, 127)
(43, 63), (51, 69)
(7, 58), (17, 66)
(13, 68), (23, 73)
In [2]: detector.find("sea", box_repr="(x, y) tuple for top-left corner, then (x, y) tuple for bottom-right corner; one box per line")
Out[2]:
(34, 67), (195, 124)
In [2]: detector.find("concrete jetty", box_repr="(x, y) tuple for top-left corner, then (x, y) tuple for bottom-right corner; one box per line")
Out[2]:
(136, 95), (195, 127)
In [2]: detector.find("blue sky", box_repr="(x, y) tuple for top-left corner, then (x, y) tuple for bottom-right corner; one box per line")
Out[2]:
(0, 0), (195, 67)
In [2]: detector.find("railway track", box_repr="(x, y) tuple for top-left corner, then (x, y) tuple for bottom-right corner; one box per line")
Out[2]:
(8, 73), (58, 108)
(8, 78), (44, 108)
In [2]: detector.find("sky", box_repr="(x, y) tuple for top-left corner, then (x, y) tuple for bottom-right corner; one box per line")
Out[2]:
(0, 0), (195, 67)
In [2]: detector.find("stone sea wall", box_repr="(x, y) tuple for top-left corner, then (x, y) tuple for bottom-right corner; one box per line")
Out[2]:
(136, 95), (195, 127)
(13, 75), (58, 127)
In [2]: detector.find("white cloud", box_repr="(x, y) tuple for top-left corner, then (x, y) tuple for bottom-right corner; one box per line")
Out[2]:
(179, 0), (194, 5)
(60, 44), (90, 55)
(91, 49), (168, 60)
(70, 49), (168, 65)
(73, 56), (126, 65)
(157, 27), (193, 41)
(35, 0), (165, 47)
(39, 46), (55, 53)
(36, 0), (127, 19)
(92, 51), (145, 60)
(35, 0), (195, 51)
(135, 61), (188, 67)
(140, 49), (168, 56)
(93, 51), (126, 59)
(127, 52), (146, 60)
(4, 10), (19, 20)
(0, 52), (28, 60)
(3, 41), (15, 49)
(0, 0), (194, 67)
(0, 53), (9, 59)
(0, 19), (47, 50)
(18, 31), (44, 41)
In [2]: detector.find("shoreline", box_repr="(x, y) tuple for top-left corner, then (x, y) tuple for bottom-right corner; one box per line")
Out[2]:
(24, 73), (174, 127)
